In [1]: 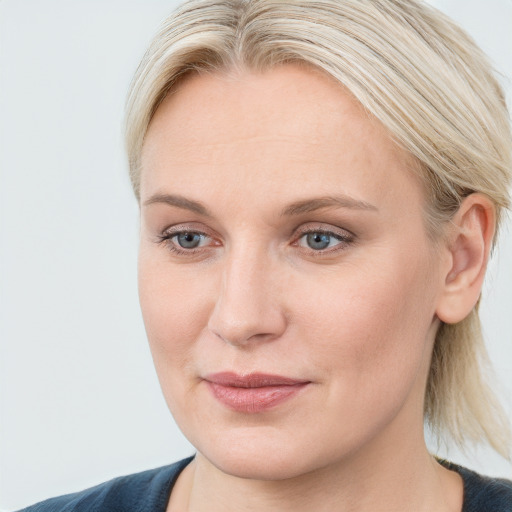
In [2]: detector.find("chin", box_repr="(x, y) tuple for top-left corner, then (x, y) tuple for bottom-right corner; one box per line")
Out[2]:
(208, 450), (315, 481)
(192, 427), (337, 481)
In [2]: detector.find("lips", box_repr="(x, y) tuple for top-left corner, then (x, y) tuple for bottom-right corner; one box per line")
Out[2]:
(204, 372), (310, 413)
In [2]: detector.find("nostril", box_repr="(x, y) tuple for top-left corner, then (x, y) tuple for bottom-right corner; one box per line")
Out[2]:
(207, 303), (287, 347)
(211, 328), (281, 347)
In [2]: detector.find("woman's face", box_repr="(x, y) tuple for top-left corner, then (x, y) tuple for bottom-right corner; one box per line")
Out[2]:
(138, 65), (446, 480)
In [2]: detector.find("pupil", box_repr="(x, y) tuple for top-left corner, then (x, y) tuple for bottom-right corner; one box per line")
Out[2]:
(307, 233), (330, 250)
(177, 232), (201, 248)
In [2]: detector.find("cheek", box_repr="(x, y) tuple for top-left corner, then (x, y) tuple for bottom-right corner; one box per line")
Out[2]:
(137, 250), (215, 367)
(137, 251), (220, 429)
(289, 253), (437, 394)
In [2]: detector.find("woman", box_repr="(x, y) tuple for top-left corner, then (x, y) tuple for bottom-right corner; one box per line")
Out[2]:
(18, 0), (512, 510)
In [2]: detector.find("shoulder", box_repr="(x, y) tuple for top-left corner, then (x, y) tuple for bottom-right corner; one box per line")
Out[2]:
(16, 457), (193, 512)
(440, 460), (512, 512)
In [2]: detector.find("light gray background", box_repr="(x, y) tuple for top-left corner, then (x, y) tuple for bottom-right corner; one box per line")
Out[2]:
(1, 0), (511, 510)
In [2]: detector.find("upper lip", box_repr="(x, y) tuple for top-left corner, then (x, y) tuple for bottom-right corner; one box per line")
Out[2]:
(204, 372), (310, 388)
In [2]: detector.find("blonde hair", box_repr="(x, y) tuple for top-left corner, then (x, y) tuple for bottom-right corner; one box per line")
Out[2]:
(125, 0), (512, 457)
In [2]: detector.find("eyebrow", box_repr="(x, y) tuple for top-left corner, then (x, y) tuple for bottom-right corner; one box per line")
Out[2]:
(143, 193), (378, 216)
(143, 193), (212, 217)
(280, 195), (378, 216)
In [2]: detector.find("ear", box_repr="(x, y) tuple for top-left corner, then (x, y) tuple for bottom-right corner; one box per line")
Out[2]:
(435, 194), (495, 324)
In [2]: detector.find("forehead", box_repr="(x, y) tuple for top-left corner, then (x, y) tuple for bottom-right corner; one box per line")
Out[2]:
(140, 64), (424, 217)
(144, 64), (389, 159)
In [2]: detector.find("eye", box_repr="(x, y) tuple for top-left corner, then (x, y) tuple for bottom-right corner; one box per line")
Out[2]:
(294, 226), (354, 255)
(174, 232), (206, 249)
(157, 227), (217, 256)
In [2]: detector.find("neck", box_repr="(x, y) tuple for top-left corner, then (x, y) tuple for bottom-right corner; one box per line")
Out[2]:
(169, 425), (462, 512)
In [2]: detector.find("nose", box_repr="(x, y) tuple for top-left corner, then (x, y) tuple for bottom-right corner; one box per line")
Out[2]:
(207, 248), (287, 347)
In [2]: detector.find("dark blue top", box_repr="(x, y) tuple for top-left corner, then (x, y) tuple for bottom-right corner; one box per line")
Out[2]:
(17, 457), (512, 511)
(440, 460), (512, 512)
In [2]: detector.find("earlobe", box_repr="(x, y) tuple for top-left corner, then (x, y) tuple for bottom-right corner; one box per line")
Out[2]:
(435, 194), (495, 325)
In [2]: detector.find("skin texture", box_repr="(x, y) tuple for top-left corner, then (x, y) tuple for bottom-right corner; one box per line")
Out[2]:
(138, 65), (493, 511)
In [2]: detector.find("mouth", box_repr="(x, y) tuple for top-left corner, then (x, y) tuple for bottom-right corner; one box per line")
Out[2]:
(204, 372), (311, 413)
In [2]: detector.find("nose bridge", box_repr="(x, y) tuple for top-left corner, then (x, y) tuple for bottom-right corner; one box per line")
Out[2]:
(208, 241), (286, 346)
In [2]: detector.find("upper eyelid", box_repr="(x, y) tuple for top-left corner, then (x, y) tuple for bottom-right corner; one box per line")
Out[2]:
(159, 222), (354, 238)
(161, 223), (216, 237)
(293, 223), (355, 239)
(160, 224), (352, 238)
(160, 229), (216, 246)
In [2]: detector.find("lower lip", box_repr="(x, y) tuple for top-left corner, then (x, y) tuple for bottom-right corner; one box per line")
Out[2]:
(206, 382), (309, 413)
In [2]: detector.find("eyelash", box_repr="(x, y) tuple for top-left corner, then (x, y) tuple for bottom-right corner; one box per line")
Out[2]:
(293, 228), (354, 257)
(156, 230), (215, 256)
(156, 226), (355, 258)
